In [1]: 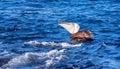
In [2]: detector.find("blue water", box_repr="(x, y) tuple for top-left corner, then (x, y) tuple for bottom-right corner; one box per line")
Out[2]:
(0, 0), (120, 69)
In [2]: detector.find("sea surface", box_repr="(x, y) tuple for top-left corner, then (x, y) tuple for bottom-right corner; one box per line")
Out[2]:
(0, 0), (120, 69)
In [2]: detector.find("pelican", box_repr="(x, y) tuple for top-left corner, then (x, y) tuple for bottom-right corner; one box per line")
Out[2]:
(59, 22), (93, 41)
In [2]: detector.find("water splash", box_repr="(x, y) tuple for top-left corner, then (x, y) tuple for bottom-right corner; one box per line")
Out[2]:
(0, 41), (120, 69)
(24, 41), (82, 48)
(1, 49), (67, 69)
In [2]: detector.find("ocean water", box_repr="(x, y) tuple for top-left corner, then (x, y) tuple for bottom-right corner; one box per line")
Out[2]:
(0, 0), (120, 69)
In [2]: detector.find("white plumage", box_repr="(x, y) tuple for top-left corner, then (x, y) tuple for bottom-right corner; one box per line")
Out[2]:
(59, 22), (80, 34)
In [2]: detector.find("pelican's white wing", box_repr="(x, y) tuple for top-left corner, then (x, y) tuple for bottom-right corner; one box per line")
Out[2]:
(59, 22), (80, 34)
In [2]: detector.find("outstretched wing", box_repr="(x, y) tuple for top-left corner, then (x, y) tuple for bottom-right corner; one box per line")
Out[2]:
(59, 22), (80, 34)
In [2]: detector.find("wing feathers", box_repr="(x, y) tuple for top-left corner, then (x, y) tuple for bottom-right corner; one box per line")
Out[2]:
(59, 22), (80, 34)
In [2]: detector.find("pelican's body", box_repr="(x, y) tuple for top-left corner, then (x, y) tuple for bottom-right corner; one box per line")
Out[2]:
(71, 30), (92, 41)
(59, 22), (93, 41)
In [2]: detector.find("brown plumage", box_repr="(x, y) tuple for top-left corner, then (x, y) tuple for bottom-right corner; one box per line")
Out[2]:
(71, 30), (92, 41)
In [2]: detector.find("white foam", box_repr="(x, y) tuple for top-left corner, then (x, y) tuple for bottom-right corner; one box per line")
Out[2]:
(1, 42), (119, 69)
(24, 41), (40, 45)
(0, 51), (17, 58)
(24, 41), (82, 48)
(41, 42), (58, 46)
(2, 49), (67, 69)
(60, 42), (82, 47)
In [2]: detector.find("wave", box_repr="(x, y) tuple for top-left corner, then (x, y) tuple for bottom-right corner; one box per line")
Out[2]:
(24, 41), (82, 48)
(0, 41), (120, 69)
(1, 49), (67, 69)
